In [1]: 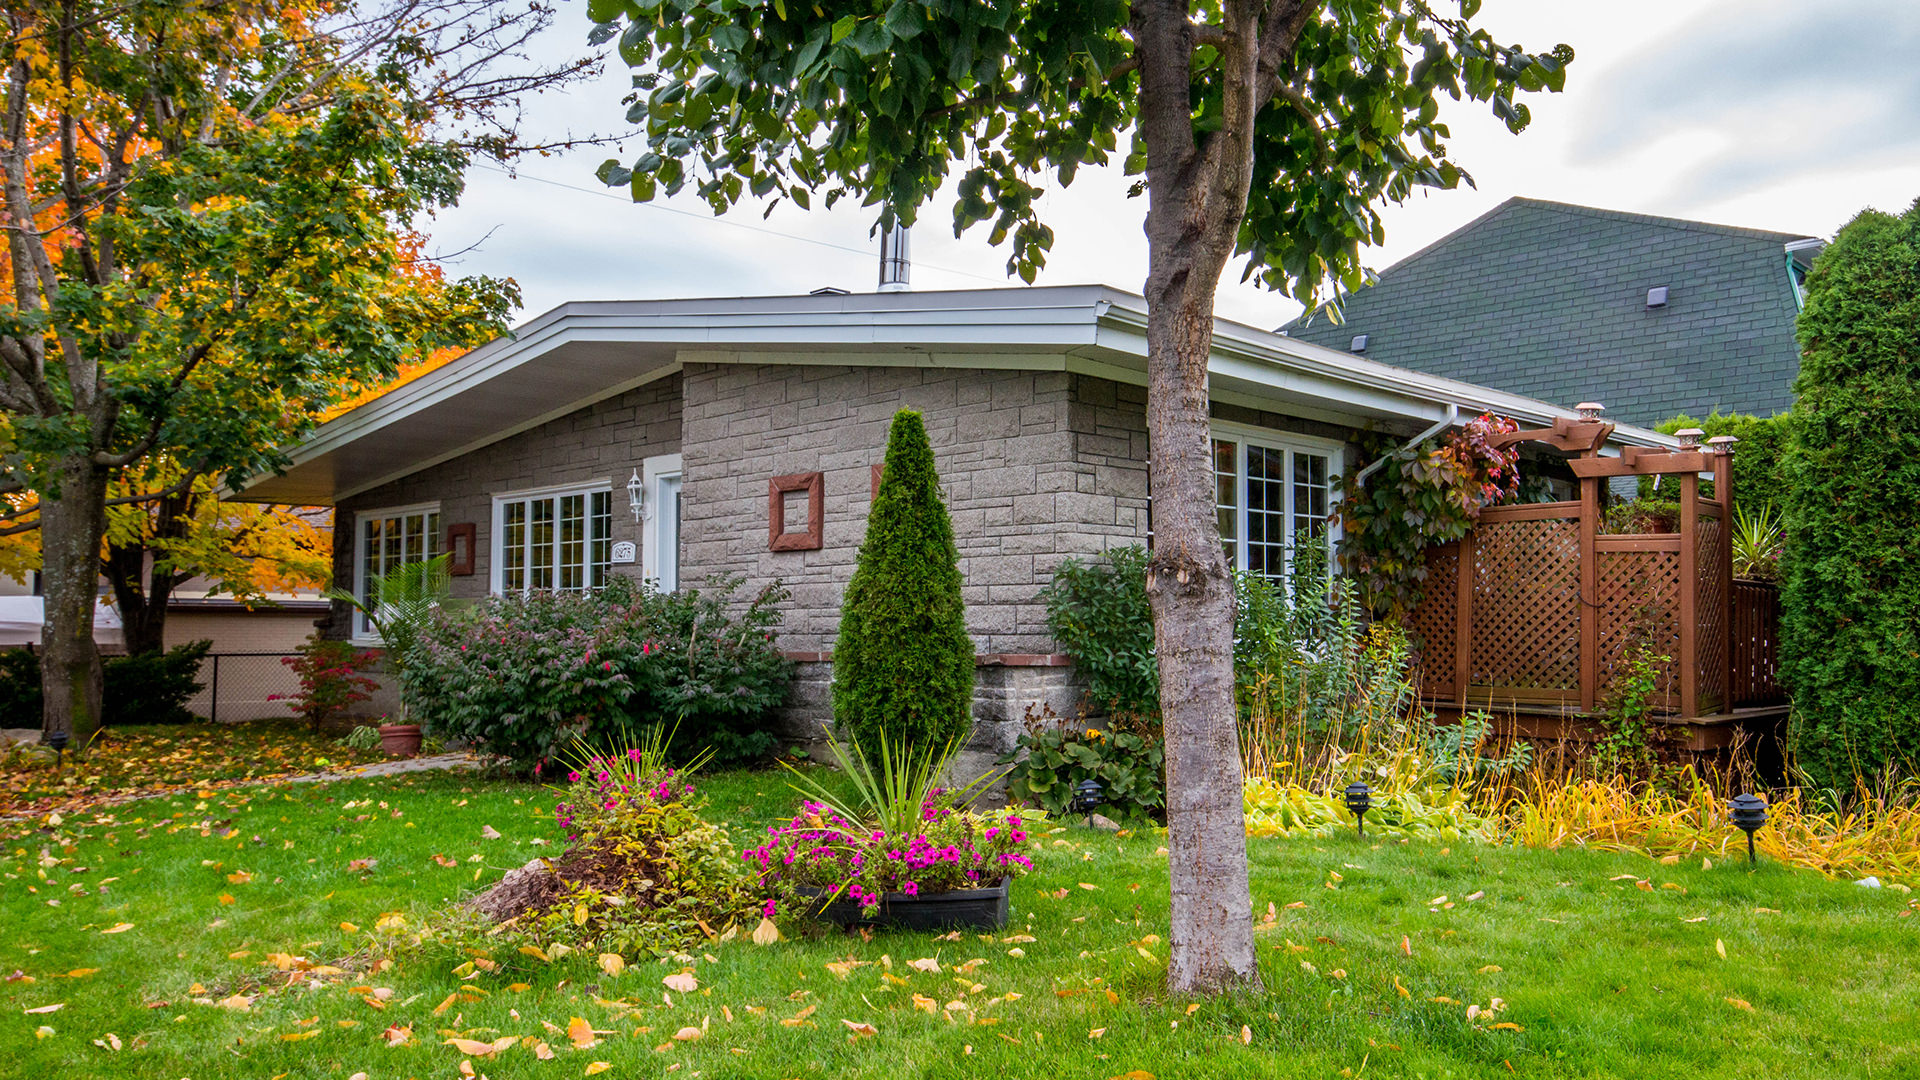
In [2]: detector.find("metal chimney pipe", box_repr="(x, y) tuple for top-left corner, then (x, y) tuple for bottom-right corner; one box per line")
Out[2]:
(878, 221), (910, 292)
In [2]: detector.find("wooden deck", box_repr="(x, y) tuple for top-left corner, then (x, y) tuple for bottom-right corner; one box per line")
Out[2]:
(1427, 699), (1790, 752)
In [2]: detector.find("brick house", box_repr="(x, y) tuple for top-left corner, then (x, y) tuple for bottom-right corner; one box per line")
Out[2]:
(238, 285), (1672, 768)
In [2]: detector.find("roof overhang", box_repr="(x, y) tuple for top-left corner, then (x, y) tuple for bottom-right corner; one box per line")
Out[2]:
(237, 285), (1674, 505)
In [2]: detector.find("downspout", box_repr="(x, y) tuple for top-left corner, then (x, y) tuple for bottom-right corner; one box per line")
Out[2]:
(1354, 404), (1457, 486)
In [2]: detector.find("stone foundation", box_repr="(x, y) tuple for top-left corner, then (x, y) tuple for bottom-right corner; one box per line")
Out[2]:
(778, 654), (1086, 791)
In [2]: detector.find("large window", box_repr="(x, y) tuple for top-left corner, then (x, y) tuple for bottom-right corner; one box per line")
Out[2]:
(1209, 426), (1341, 579)
(493, 483), (613, 595)
(353, 503), (441, 640)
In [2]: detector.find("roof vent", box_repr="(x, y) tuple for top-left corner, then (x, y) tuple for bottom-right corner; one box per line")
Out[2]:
(1349, 333), (1369, 353)
(878, 221), (910, 292)
(809, 286), (850, 296)
(1646, 285), (1669, 308)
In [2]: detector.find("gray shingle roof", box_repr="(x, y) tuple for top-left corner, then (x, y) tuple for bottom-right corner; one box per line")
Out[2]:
(1282, 198), (1816, 426)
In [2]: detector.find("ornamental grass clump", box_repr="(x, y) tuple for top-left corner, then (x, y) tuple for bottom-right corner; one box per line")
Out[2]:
(463, 731), (751, 956)
(746, 735), (1037, 916)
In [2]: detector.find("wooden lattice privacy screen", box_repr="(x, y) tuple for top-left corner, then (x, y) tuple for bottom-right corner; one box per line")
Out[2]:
(1404, 416), (1780, 720)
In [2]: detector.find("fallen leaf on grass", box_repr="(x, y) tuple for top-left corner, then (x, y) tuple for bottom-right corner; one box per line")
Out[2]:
(23, 1003), (64, 1014)
(480, 825), (502, 839)
(913, 995), (937, 1013)
(1490, 1021), (1524, 1031)
(1715, 939), (1727, 959)
(598, 954), (625, 978)
(672, 1026), (703, 1042)
(100, 923), (134, 934)
(281, 1030), (321, 1042)
(383, 1024), (413, 1046)
(585, 1064), (612, 1075)
(1725, 997), (1753, 1011)
(1393, 977), (1410, 999)
(1478, 965), (1503, 974)
(1241, 1025), (1253, 1044)
(908, 957), (941, 974)
(93, 1032), (122, 1051)
(568, 1016), (599, 1049)
(1089, 1027), (1106, 1039)
(751, 919), (780, 946)
(663, 971), (698, 993)
(227, 871), (253, 885)
(841, 1019), (877, 1039)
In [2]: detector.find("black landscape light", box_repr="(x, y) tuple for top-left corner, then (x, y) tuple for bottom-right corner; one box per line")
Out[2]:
(1730, 794), (1768, 864)
(1344, 782), (1372, 838)
(46, 731), (68, 769)
(1071, 778), (1105, 827)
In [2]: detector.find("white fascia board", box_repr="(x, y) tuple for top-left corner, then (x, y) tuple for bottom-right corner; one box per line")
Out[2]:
(250, 290), (1113, 493)
(1090, 294), (1675, 449)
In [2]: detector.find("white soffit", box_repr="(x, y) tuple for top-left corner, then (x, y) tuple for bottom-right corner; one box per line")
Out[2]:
(237, 285), (1672, 505)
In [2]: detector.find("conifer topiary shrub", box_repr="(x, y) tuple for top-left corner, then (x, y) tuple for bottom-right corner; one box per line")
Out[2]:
(832, 409), (974, 753)
(1781, 198), (1920, 792)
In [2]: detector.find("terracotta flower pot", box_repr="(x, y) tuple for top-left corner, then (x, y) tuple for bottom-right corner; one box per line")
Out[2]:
(378, 723), (422, 758)
(798, 880), (1010, 932)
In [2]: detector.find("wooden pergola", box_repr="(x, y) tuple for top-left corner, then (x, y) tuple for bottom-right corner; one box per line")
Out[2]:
(1405, 408), (1784, 745)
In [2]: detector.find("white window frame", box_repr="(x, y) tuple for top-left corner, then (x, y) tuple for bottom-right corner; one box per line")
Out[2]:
(641, 453), (683, 592)
(489, 479), (614, 597)
(351, 501), (442, 644)
(1208, 421), (1345, 580)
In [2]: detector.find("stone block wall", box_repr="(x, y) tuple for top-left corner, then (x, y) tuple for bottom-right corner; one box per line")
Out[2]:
(677, 360), (1142, 655)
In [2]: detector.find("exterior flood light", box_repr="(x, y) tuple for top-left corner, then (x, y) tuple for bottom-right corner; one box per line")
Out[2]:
(1730, 793), (1768, 864)
(1344, 781), (1372, 838)
(1071, 778), (1105, 828)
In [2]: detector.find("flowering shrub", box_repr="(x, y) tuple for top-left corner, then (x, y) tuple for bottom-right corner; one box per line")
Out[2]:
(1339, 413), (1522, 615)
(272, 634), (381, 732)
(460, 739), (751, 956)
(402, 574), (793, 770)
(744, 798), (1035, 914)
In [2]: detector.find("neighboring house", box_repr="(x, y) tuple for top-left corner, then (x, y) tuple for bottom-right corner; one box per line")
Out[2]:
(1284, 198), (1824, 426)
(236, 285), (1674, 767)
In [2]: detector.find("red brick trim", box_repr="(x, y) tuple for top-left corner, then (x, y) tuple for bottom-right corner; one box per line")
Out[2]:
(768, 472), (825, 551)
(780, 651), (1072, 668)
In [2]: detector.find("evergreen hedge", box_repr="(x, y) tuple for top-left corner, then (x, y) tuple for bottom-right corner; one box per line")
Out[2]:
(1780, 198), (1920, 791)
(831, 409), (974, 752)
(1650, 411), (1788, 512)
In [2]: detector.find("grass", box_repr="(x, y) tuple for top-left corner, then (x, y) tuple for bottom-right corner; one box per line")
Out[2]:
(4, 766), (1918, 1079)
(0, 720), (392, 817)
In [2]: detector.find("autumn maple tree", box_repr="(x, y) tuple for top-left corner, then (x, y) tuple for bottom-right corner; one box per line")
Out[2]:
(0, 1), (595, 752)
(593, 0), (1569, 993)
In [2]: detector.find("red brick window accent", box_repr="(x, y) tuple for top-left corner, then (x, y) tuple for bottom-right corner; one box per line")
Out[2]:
(769, 472), (824, 551)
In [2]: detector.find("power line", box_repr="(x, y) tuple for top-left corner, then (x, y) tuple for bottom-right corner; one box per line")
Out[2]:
(467, 162), (1013, 286)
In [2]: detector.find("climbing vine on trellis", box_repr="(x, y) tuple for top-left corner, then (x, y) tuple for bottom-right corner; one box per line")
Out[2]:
(1338, 414), (1522, 616)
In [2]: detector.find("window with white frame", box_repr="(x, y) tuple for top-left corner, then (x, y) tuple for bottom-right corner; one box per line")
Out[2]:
(493, 483), (613, 595)
(1209, 426), (1341, 579)
(353, 504), (441, 640)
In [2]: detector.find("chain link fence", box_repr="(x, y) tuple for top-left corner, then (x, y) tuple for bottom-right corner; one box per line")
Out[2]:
(189, 652), (303, 724)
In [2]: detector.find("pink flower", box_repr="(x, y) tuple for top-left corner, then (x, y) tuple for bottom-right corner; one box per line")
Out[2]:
(763, 899), (778, 918)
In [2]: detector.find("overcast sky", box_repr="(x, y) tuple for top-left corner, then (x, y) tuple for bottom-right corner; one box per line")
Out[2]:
(424, 0), (1920, 331)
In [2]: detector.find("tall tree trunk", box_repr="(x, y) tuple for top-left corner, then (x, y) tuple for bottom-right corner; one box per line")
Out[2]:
(1134, 0), (1265, 995)
(40, 454), (109, 752)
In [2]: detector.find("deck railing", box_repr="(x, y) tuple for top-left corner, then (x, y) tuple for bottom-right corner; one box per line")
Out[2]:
(1730, 579), (1783, 707)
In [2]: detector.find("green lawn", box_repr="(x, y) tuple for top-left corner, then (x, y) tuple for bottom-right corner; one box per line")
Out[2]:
(4, 767), (1916, 1079)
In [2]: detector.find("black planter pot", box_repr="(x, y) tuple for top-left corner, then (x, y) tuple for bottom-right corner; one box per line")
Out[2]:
(799, 880), (1010, 932)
